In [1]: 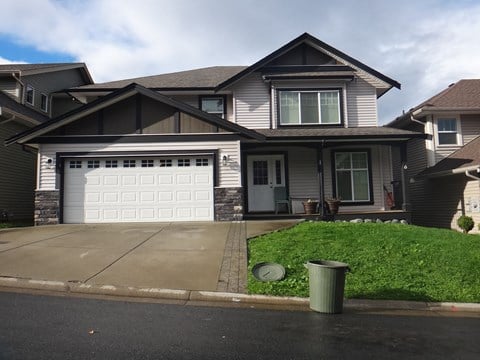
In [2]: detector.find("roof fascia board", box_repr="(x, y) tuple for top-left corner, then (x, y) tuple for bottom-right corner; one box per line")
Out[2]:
(216, 32), (400, 91)
(415, 107), (480, 116)
(8, 83), (264, 145)
(416, 164), (480, 179)
(7, 88), (138, 145)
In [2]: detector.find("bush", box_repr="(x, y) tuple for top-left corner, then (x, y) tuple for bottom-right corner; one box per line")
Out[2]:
(457, 215), (474, 234)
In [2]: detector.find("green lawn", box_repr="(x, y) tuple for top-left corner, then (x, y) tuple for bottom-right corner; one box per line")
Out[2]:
(247, 221), (480, 303)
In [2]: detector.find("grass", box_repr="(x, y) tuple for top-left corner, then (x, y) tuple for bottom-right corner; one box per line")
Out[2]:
(247, 221), (480, 303)
(0, 221), (33, 229)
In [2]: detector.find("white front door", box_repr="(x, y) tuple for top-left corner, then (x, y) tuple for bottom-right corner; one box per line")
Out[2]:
(247, 155), (285, 212)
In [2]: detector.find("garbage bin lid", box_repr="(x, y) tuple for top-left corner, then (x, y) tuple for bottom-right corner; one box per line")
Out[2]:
(252, 262), (285, 282)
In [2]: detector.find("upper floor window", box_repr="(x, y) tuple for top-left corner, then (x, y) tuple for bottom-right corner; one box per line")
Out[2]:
(437, 118), (458, 145)
(279, 90), (341, 125)
(25, 85), (34, 105)
(200, 96), (225, 118)
(40, 93), (48, 112)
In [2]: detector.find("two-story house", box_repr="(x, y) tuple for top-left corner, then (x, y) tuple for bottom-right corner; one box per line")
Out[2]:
(6, 33), (423, 225)
(389, 79), (480, 232)
(0, 63), (93, 221)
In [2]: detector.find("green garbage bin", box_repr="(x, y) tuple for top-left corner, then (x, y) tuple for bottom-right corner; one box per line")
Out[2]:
(305, 260), (349, 314)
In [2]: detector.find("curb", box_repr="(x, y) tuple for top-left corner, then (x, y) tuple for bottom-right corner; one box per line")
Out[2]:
(1, 276), (479, 313)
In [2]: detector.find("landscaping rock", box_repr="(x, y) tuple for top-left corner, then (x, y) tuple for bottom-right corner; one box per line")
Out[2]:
(350, 218), (363, 223)
(383, 220), (391, 224)
(400, 219), (409, 225)
(364, 218), (373, 223)
(376, 219), (383, 223)
(391, 219), (400, 223)
(335, 220), (343, 223)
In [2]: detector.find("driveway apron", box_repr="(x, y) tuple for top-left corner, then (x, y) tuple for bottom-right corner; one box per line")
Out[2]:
(0, 223), (230, 291)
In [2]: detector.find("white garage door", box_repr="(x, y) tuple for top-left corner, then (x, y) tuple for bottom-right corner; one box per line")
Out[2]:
(63, 156), (214, 223)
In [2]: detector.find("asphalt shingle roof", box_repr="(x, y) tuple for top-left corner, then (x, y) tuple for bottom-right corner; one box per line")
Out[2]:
(72, 66), (247, 90)
(417, 135), (480, 177)
(414, 79), (480, 109)
(256, 127), (424, 139)
(0, 91), (48, 124)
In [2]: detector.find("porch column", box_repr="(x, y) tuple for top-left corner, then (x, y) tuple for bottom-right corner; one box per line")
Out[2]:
(317, 142), (325, 217)
(400, 143), (410, 211)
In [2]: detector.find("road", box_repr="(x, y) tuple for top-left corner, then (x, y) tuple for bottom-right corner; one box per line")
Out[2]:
(0, 291), (479, 359)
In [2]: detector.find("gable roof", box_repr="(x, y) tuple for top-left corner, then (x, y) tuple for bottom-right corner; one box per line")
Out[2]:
(415, 135), (480, 179)
(5, 83), (264, 145)
(69, 66), (247, 92)
(389, 79), (480, 128)
(216, 32), (400, 92)
(0, 91), (48, 126)
(0, 62), (93, 84)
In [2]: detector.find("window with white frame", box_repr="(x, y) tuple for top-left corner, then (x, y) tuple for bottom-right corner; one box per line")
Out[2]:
(40, 93), (48, 112)
(437, 118), (458, 145)
(334, 151), (371, 202)
(25, 85), (34, 105)
(200, 96), (225, 118)
(279, 90), (341, 125)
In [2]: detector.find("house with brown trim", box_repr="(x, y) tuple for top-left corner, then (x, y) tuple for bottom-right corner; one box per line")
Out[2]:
(388, 79), (480, 232)
(6, 33), (423, 225)
(0, 63), (93, 221)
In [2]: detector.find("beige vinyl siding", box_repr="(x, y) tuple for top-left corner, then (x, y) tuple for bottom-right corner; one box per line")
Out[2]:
(406, 136), (429, 225)
(346, 78), (378, 127)
(233, 73), (270, 129)
(460, 114), (480, 145)
(0, 122), (36, 220)
(0, 79), (20, 98)
(323, 145), (393, 212)
(26, 69), (89, 115)
(411, 176), (480, 233)
(286, 147), (320, 213)
(435, 146), (461, 163)
(37, 140), (241, 190)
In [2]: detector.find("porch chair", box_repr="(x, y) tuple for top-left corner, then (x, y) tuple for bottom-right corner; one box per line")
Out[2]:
(274, 186), (291, 214)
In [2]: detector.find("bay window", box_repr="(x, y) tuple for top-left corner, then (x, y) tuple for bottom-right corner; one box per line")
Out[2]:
(279, 90), (341, 125)
(334, 151), (372, 203)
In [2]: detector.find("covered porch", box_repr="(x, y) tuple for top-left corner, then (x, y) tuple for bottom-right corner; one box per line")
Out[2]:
(241, 127), (424, 221)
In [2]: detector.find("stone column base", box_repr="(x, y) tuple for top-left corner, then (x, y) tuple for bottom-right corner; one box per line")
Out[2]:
(214, 187), (244, 221)
(34, 190), (60, 226)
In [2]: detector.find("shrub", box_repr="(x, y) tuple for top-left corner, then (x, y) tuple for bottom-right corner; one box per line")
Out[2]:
(457, 215), (474, 234)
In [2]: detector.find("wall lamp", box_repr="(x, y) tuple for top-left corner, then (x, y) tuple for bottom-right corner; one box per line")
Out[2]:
(222, 155), (230, 166)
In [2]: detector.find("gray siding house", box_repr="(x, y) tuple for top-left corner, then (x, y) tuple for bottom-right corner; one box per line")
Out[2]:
(0, 63), (93, 221)
(388, 79), (480, 232)
(7, 33), (423, 225)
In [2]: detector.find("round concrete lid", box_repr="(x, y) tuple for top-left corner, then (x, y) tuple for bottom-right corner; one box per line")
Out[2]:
(252, 262), (285, 282)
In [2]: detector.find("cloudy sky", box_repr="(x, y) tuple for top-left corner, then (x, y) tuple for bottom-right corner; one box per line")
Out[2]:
(1, 0), (479, 123)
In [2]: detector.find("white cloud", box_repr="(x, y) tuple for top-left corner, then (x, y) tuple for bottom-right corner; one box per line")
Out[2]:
(0, 0), (479, 123)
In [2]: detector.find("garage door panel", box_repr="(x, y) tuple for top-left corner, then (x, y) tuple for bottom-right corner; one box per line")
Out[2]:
(64, 156), (214, 223)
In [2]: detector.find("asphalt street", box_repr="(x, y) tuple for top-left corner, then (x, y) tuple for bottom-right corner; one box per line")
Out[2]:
(0, 291), (479, 359)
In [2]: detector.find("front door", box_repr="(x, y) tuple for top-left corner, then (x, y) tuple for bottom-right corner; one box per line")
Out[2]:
(247, 155), (285, 212)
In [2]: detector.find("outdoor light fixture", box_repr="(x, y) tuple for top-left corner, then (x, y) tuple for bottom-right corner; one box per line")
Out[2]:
(222, 155), (229, 166)
(46, 158), (54, 169)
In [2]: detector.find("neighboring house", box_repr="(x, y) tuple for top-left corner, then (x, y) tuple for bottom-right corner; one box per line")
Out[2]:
(388, 79), (480, 232)
(0, 63), (93, 221)
(6, 33), (423, 225)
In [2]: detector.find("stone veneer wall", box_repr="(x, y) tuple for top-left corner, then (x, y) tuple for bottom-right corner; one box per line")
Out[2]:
(214, 187), (244, 221)
(34, 190), (60, 226)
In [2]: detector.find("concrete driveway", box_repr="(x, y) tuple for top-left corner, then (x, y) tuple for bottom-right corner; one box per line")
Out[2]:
(0, 223), (231, 291)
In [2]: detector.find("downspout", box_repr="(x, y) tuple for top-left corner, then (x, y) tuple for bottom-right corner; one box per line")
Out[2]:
(465, 169), (480, 181)
(410, 115), (424, 126)
(11, 72), (24, 104)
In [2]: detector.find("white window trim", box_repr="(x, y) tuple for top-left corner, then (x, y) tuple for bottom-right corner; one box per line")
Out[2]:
(40, 93), (49, 112)
(279, 89), (341, 126)
(334, 151), (371, 203)
(25, 84), (35, 106)
(434, 116), (462, 147)
(200, 96), (225, 118)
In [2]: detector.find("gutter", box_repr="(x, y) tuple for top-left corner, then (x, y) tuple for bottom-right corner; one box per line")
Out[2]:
(415, 165), (480, 180)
